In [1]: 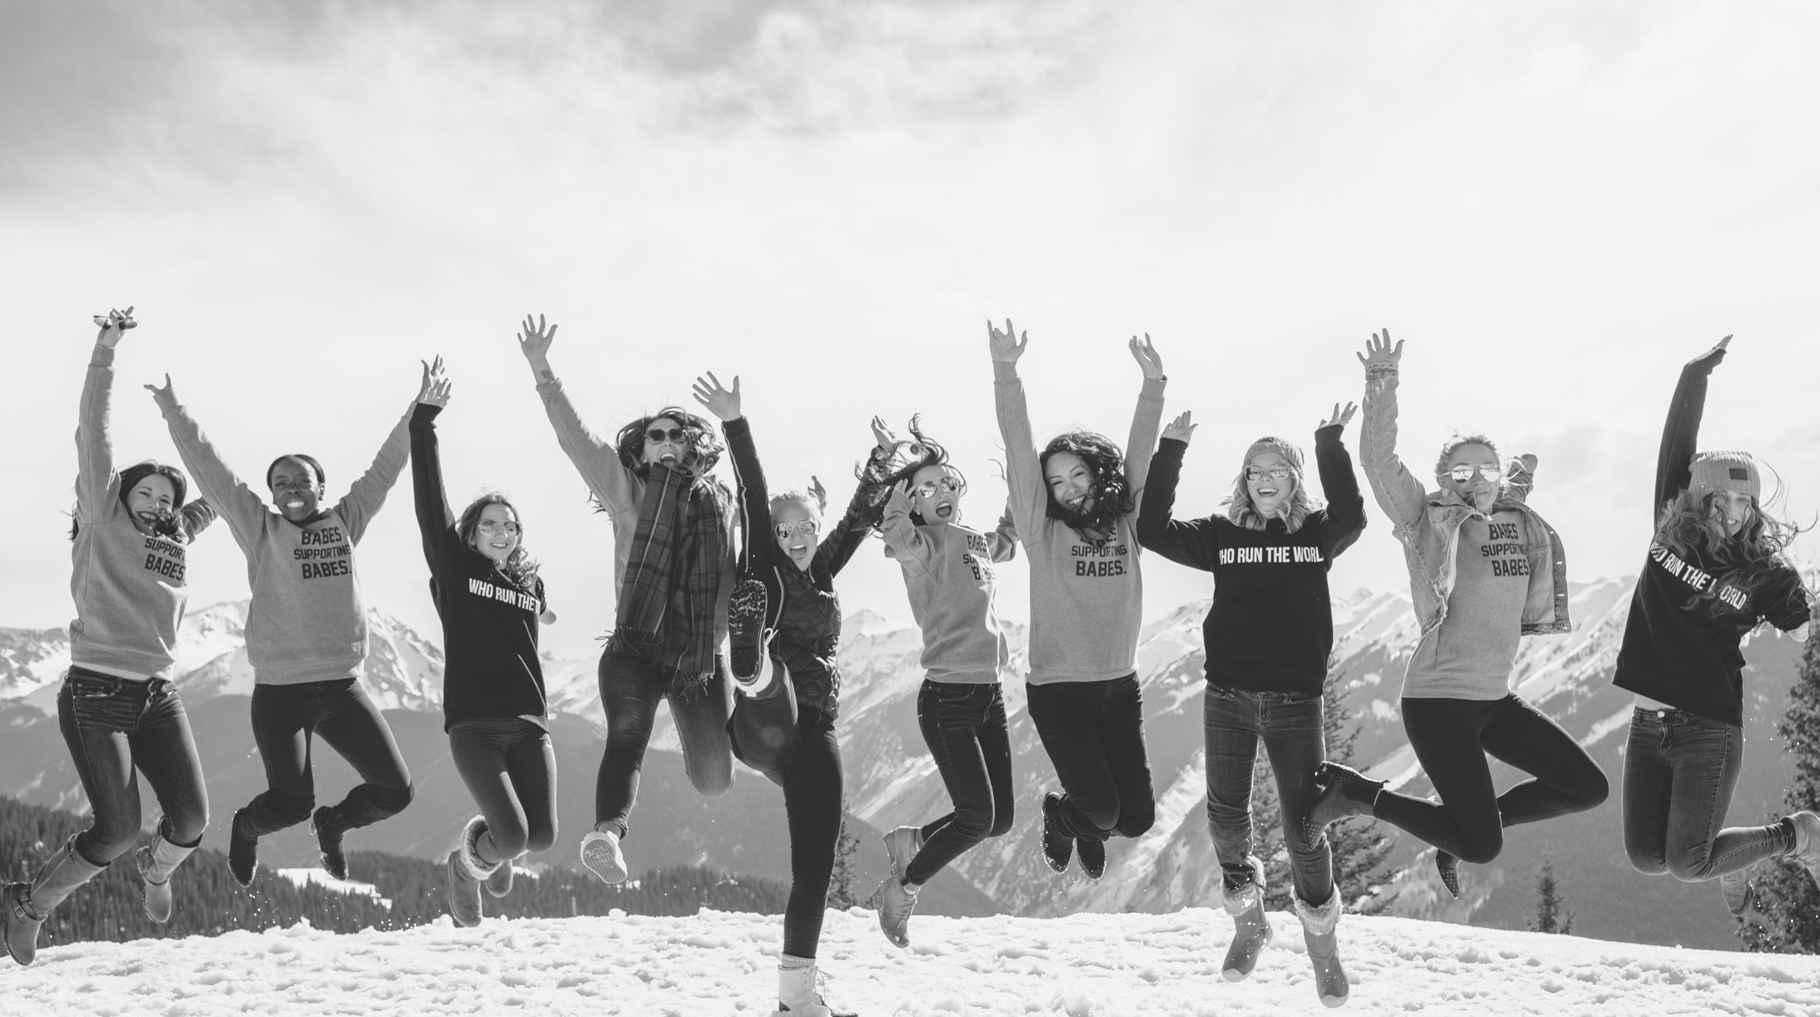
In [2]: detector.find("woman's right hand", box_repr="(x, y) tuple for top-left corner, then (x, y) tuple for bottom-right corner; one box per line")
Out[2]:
(1357, 328), (1402, 372)
(1161, 410), (1196, 444)
(870, 415), (898, 452)
(143, 372), (177, 411)
(94, 306), (136, 348)
(418, 356), (452, 407)
(988, 318), (1027, 363)
(517, 313), (556, 371)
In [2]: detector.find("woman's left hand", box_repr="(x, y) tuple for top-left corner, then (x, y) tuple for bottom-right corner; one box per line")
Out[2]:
(418, 356), (452, 407)
(690, 372), (742, 421)
(1161, 410), (1196, 444)
(1319, 402), (1357, 430)
(871, 415), (897, 452)
(1128, 333), (1165, 381)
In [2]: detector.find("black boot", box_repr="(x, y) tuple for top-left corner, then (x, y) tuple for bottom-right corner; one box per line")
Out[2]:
(1040, 793), (1073, 874)
(228, 809), (259, 888)
(1302, 761), (1384, 845)
(313, 806), (350, 881)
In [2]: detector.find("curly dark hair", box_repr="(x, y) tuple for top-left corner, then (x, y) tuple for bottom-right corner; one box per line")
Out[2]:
(1039, 430), (1130, 540)
(456, 493), (540, 590)
(70, 460), (191, 542)
(853, 415), (956, 529)
(613, 407), (725, 480)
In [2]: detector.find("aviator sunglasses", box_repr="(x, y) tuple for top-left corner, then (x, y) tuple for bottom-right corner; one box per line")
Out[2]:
(1447, 463), (1505, 484)
(774, 519), (820, 540)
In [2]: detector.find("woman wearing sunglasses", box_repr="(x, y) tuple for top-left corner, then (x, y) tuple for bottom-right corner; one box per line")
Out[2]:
(691, 372), (878, 1017)
(518, 315), (736, 885)
(863, 416), (1019, 950)
(1614, 337), (1820, 912)
(1303, 329), (1607, 903)
(6, 310), (216, 967)
(990, 319), (1167, 880)
(408, 360), (560, 928)
(1134, 403), (1365, 1005)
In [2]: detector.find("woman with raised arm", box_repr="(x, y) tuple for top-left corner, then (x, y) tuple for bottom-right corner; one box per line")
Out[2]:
(864, 415), (1019, 951)
(151, 358), (426, 888)
(409, 361), (559, 928)
(1614, 337), (1820, 912)
(692, 372), (878, 1017)
(1135, 403), (1365, 1006)
(5, 310), (216, 967)
(990, 319), (1166, 879)
(517, 315), (735, 885)
(1303, 330), (1607, 902)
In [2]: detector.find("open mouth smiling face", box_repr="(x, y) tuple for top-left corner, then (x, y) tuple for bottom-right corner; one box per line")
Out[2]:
(643, 417), (690, 471)
(773, 501), (821, 572)
(911, 464), (966, 524)
(1245, 453), (1296, 518)
(267, 457), (323, 522)
(472, 503), (522, 564)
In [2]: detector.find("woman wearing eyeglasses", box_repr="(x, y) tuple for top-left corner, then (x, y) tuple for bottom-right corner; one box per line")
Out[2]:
(691, 372), (878, 1017)
(990, 319), (1167, 881)
(1303, 329), (1607, 904)
(1134, 404), (1365, 1005)
(408, 360), (559, 927)
(517, 315), (736, 886)
(861, 415), (1019, 950)
(1614, 337), (1820, 913)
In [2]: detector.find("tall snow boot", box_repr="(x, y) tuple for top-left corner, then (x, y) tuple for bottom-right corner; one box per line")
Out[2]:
(1296, 888), (1350, 1008)
(4, 835), (106, 966)
(1220, 859), (1273, 982)
(135, 825), (198, 923)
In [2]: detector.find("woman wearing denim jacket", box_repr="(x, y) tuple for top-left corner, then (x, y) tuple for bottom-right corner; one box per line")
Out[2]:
(1304, 329), (1608, 903)
(1614, 336), (1820, 914)
(5, 310), (216, 967)
(1136, 404), (1365, 1006)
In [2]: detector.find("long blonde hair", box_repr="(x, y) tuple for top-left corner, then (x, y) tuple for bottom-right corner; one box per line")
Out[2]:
(1221, 466), (1321, 533)
(1654, 480), (1799, 573)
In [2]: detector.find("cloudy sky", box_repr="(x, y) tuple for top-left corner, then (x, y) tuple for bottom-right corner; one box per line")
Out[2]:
(5, 1), (1818, 658)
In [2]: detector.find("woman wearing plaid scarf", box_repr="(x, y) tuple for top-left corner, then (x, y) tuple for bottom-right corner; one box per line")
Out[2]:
(518, 315), (737, 885)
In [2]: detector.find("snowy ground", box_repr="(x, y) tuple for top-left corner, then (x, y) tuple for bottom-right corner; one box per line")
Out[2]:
(11, 906), (1820, 1016)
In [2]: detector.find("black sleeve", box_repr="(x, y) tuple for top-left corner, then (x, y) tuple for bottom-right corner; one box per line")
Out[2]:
(409, 403), (461, 573)
(1763, 565), (1814, 632)
(1656, 345), (1727, 509)
(1133, 438), (1221, 572)
(818, 469), (876, 578)
(723, 416), (779, 574)
(1313, 423), (1367, 560)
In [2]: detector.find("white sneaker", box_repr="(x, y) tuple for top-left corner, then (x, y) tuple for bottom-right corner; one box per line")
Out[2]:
(580, 829), (629, 884)
(872, 875), (917, 948)
(883, 825), (924, 880)
(1788, 811), (1820, 891)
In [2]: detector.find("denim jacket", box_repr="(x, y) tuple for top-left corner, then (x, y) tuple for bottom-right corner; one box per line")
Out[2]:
(1360, 365), (1570, 639)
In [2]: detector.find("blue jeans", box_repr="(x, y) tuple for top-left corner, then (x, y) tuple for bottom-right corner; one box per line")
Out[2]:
(906, 681), (1015, 885)
(1204, 686), (1333, 903)
(241, 679), (414, 838)
(1026, 674), (1156, 841)
(449, 717), (558, 865)
(57, 667), (209, 864)
(595, 650), (733, 838)
(1623, 707), (1790, 880)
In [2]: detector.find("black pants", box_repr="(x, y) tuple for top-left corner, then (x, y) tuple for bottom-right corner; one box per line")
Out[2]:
(906, 680), (1014, 885)
(58, 668), (209, 864)
(1025, 674), (1156, 842)
(240, 679), (414, 838)
(1376, 694), (1608, 864)
(595, 650), (733, 839)
(729, 678), (843, 960)
(449, 717), (558, 865)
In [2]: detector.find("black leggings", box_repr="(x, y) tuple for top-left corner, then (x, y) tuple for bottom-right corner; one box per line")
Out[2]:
(240, 679), (415, 838)
(1025, 674), (1156, 841)
(729, 676), (843, 960)
(1375, 694), (1608, 864)
(906, 680), (1014, 885)
(449, 717), (558, 865)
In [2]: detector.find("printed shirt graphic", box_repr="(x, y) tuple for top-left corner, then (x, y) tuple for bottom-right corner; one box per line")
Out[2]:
(882, 506), (1018, 685)
(1403, 512), (1531, 700)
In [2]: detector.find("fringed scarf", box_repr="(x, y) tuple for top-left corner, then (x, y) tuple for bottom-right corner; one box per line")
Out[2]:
(608, 463), (728, 701)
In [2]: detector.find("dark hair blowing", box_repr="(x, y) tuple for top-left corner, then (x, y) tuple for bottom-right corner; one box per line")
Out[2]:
(855, 415), (956, 529)
(1039, 430), (1131, 539)
(457, 493), (540, 589)
(612, 407), (724, 479)
(70, 461), (191, 542)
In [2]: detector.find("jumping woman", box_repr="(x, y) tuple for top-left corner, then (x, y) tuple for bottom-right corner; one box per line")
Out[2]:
(1136, 403), (1365, 1006)
(409, 362), (559, 927)
(866, 415), (1019, 950)
(5, 309), (216, 966)
(152, 357), (427, 886)
(990, 318), (1166, 879)
(517, 315), (734, 885)
(692, 371), (877, 1017)
(1304, 329), (1608, 901)
(1615, 336), (1820, 911)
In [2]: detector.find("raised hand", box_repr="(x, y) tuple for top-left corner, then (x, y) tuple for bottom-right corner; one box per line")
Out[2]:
(1128, 333), (1165, 381)
(1691, 334), (1733, 369)
(94, 306), (136, 348)
(988, 318), (1027, 364)
(1161, 410), (1196, 444)
(871, 415), (898, 451)
(809, 475), (828, 512)
(143, 372), (177, 410)
(517, 313), (558, 377)
(1319, 402), (1358, 430)
(1357, 329), (1402, 372)
(887, 479), (915, 513)
(690, 372), (742, 422)
(418, 356), (452, 407)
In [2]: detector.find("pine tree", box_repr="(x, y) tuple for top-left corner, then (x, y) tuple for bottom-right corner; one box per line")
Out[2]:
(824, 805), (863, 910)
(1528, 856), (1574, 934)
(1737, 631), (1820, 952)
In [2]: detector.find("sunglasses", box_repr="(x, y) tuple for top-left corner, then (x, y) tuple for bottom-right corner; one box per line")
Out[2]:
(774, 519), (820, 540)
(646, 427), (689, 445)
(912, 476), (967, 498)
(1245, 464), (1295, 482)
(1447, 463), (1504, 484)
(477, 520), (521, 536)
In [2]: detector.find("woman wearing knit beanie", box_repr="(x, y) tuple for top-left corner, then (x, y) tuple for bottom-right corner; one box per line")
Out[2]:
(1303, 329), (1608, 906)
(1135, 403), (1366, 1007)
(1611, 336), (1820, 913)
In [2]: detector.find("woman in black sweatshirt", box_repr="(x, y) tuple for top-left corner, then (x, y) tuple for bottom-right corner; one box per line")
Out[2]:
(1614, 336), (1820, 914)
(1135, 404), (1365, 1007)
(409, 360), (558, 928)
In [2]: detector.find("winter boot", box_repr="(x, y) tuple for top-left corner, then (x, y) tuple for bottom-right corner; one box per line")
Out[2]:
(778, 955), (856, 1016)
(1435, 850), (1461, 899)
(1040, 792), (1073, 874)
(1076, 836), (1107, 880)
(729, 579), (777, 696)
(1296, 889), (1350, 1007)
(1303, 762), (1384, 845)
(884, 825), (924, 880)
(4, 835), (106, 966)
(313, 805), (351, 880)
(135, 826), (197, 924)
(1719, 866), (1750, 916)
(227, 808), (259, 888)
(872, 874), (918, 948)
(484, 857), (516, 899)
(580, 826), (629, 884)
(1220, 860), (1273, 982)
(1785, 811), (1820, 892)
(447, 816), (500, 927)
